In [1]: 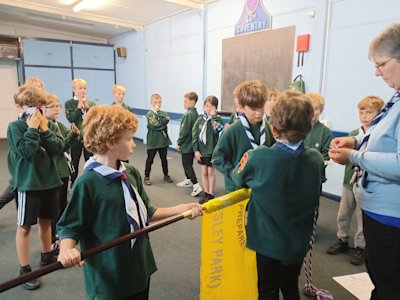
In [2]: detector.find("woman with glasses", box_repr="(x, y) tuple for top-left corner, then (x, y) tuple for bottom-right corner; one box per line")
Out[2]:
(329, 23), (400, 300)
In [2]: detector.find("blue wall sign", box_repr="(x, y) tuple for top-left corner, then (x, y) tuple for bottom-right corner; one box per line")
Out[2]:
(235, 0), (272, 35)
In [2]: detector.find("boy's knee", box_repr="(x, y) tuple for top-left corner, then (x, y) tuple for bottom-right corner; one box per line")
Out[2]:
(17, 225), (31, 235)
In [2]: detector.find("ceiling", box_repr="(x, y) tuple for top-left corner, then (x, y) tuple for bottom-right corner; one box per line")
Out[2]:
(0, 0), (217, 39)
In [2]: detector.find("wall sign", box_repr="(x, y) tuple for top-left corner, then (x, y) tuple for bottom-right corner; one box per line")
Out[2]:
(235, 0), (271, 35)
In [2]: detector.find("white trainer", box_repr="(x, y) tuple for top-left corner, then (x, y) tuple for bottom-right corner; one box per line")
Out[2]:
(191, 184), (203, 197)
(176, 179), (193, 188)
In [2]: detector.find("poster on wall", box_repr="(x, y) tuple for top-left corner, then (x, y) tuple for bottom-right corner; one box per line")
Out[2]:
(235, 0), (271, 35)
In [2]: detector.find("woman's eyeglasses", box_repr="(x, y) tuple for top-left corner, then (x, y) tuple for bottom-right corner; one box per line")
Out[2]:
(45, 104), (62, 109)
(374, 57), (394, 70)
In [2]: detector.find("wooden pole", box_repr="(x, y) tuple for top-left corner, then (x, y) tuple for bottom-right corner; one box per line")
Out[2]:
(0, 212), (190, 293)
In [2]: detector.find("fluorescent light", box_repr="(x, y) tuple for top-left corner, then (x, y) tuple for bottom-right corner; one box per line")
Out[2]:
(26, 14), (95, 29)
(73, 0), (99, 13)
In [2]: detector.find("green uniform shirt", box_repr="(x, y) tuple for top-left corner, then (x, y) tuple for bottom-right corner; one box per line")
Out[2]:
(57, 164), (157, 299)
(146, 110), (172, 149)
(232, 145), (324, 264)
(51, 120), (80, 179)
(228, 112), (238, 125)
(112, 102), (132, 112)
(304, 121), (332, 161)
(7, 119), (63, 191)
(192, 115), (223, 157)
(65, 98), (96, 130)
(343, 128), (362, 190)
(177, 107), (198, 153)
(212, 120), (275, 193)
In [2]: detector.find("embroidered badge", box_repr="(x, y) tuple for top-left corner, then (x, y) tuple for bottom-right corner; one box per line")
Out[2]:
(237, 152), (249, 173)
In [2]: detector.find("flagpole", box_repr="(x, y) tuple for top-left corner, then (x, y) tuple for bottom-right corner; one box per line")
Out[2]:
(0, 188), (250, 293)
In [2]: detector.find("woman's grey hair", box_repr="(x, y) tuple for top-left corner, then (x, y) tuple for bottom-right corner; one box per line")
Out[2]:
(368, 22), (400, 60)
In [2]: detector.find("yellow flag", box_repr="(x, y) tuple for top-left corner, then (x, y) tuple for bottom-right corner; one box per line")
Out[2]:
(200, 199), (258, 299)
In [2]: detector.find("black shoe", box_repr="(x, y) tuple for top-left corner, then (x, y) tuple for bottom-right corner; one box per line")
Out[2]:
(199, 193), (210, 204)
(20, 265), (40, 290)
(350, 247), (365, 265)
(163, 175), (173, 183)
(40, 251), (57, 267)
(327, 239), (349, 255)
(144, 177), (151, 186)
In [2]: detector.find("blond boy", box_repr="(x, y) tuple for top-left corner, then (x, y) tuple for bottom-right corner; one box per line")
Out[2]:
(112, 84), (132, 111)
(65, 78), (95, 185)
(327, 96), (384, 265)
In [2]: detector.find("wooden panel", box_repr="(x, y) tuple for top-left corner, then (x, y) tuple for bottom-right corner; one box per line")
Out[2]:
(221, 26), (295, 112)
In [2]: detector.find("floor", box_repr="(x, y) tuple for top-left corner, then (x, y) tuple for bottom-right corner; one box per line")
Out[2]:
(0, 139), (365, 299)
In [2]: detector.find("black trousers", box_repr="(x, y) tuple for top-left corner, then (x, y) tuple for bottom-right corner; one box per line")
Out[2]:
(145, 147), (168, 177)
(70, 141), (92, 185)
(363, 213), (400, 300)
(256, 253), (302, 300)
(181, 152), (197, 184)
(0, 185), (15, 209)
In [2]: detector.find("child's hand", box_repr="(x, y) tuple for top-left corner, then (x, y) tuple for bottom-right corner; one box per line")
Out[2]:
(195, 151), (202, 161)
(26, 109), (41, 129)
(39, 114), (49, 132)
(71, 123), (80, 135)
(176, 145), (181, 151)
(58, 247), (83, 268)
(186, 203), (204, 219)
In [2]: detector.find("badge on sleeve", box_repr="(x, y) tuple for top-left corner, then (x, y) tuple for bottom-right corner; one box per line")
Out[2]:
(237, 152), (249, 173)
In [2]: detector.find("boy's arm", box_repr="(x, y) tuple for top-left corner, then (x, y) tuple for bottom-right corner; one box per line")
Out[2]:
(321, 127), (333, 161)
(192, 117), (201, 152)
(212, 129), (235, 177)
(65, 100), (82, 124)
(177, 114), (187, 146)
(7, 123), (41, 161)
(146, 111), (167, 131)
(58, 122), (80, 151)
(41, 121), (67, 155)
(231, 151), (253, 188)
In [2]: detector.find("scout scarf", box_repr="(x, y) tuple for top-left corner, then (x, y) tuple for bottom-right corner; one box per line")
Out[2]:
(84, 157), (148, 248)
(239, 112), (266, 149)
(199, 112), (211, 144)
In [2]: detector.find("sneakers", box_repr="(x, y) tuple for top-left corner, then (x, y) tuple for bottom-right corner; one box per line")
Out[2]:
(199, 193), (214, 204)
(327, 239), (349, 255)
(350, 247), (365, 265)
(20, 265), (40, 290)
(40, 251), (57, 267)
(163, 175), (173, 183)
(176, 179), (193, 188)
(191, 184), (203, 197)
(144, 177), (152, 186)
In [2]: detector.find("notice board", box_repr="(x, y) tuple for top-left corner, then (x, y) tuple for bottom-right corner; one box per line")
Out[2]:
(221, 26), (295, 112)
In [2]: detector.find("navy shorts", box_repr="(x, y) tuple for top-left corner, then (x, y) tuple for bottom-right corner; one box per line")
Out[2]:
(197, 156), (213, 167)
(16, 188), (59, 226)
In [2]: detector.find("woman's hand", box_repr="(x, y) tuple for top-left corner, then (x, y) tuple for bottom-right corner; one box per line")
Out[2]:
(329, 147), (353, 165)
(331, 136), (356, 149)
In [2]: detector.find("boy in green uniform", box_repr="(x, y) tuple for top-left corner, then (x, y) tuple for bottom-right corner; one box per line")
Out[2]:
(57, 105), (203, 299)
(304, 92), (332, 161)
(144, 93), (173, 185)
(176, 92), (202, 197)
(327, 95), (384, 265)
(7, 86), (64, 290)
(192, 96), (224, 203)
(64, 78), (95, 185)
(43, 93), (80, 253)
(232, 90), (325, 299)
(111, 84), (132, 111)
(212, 80), (275, 193)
